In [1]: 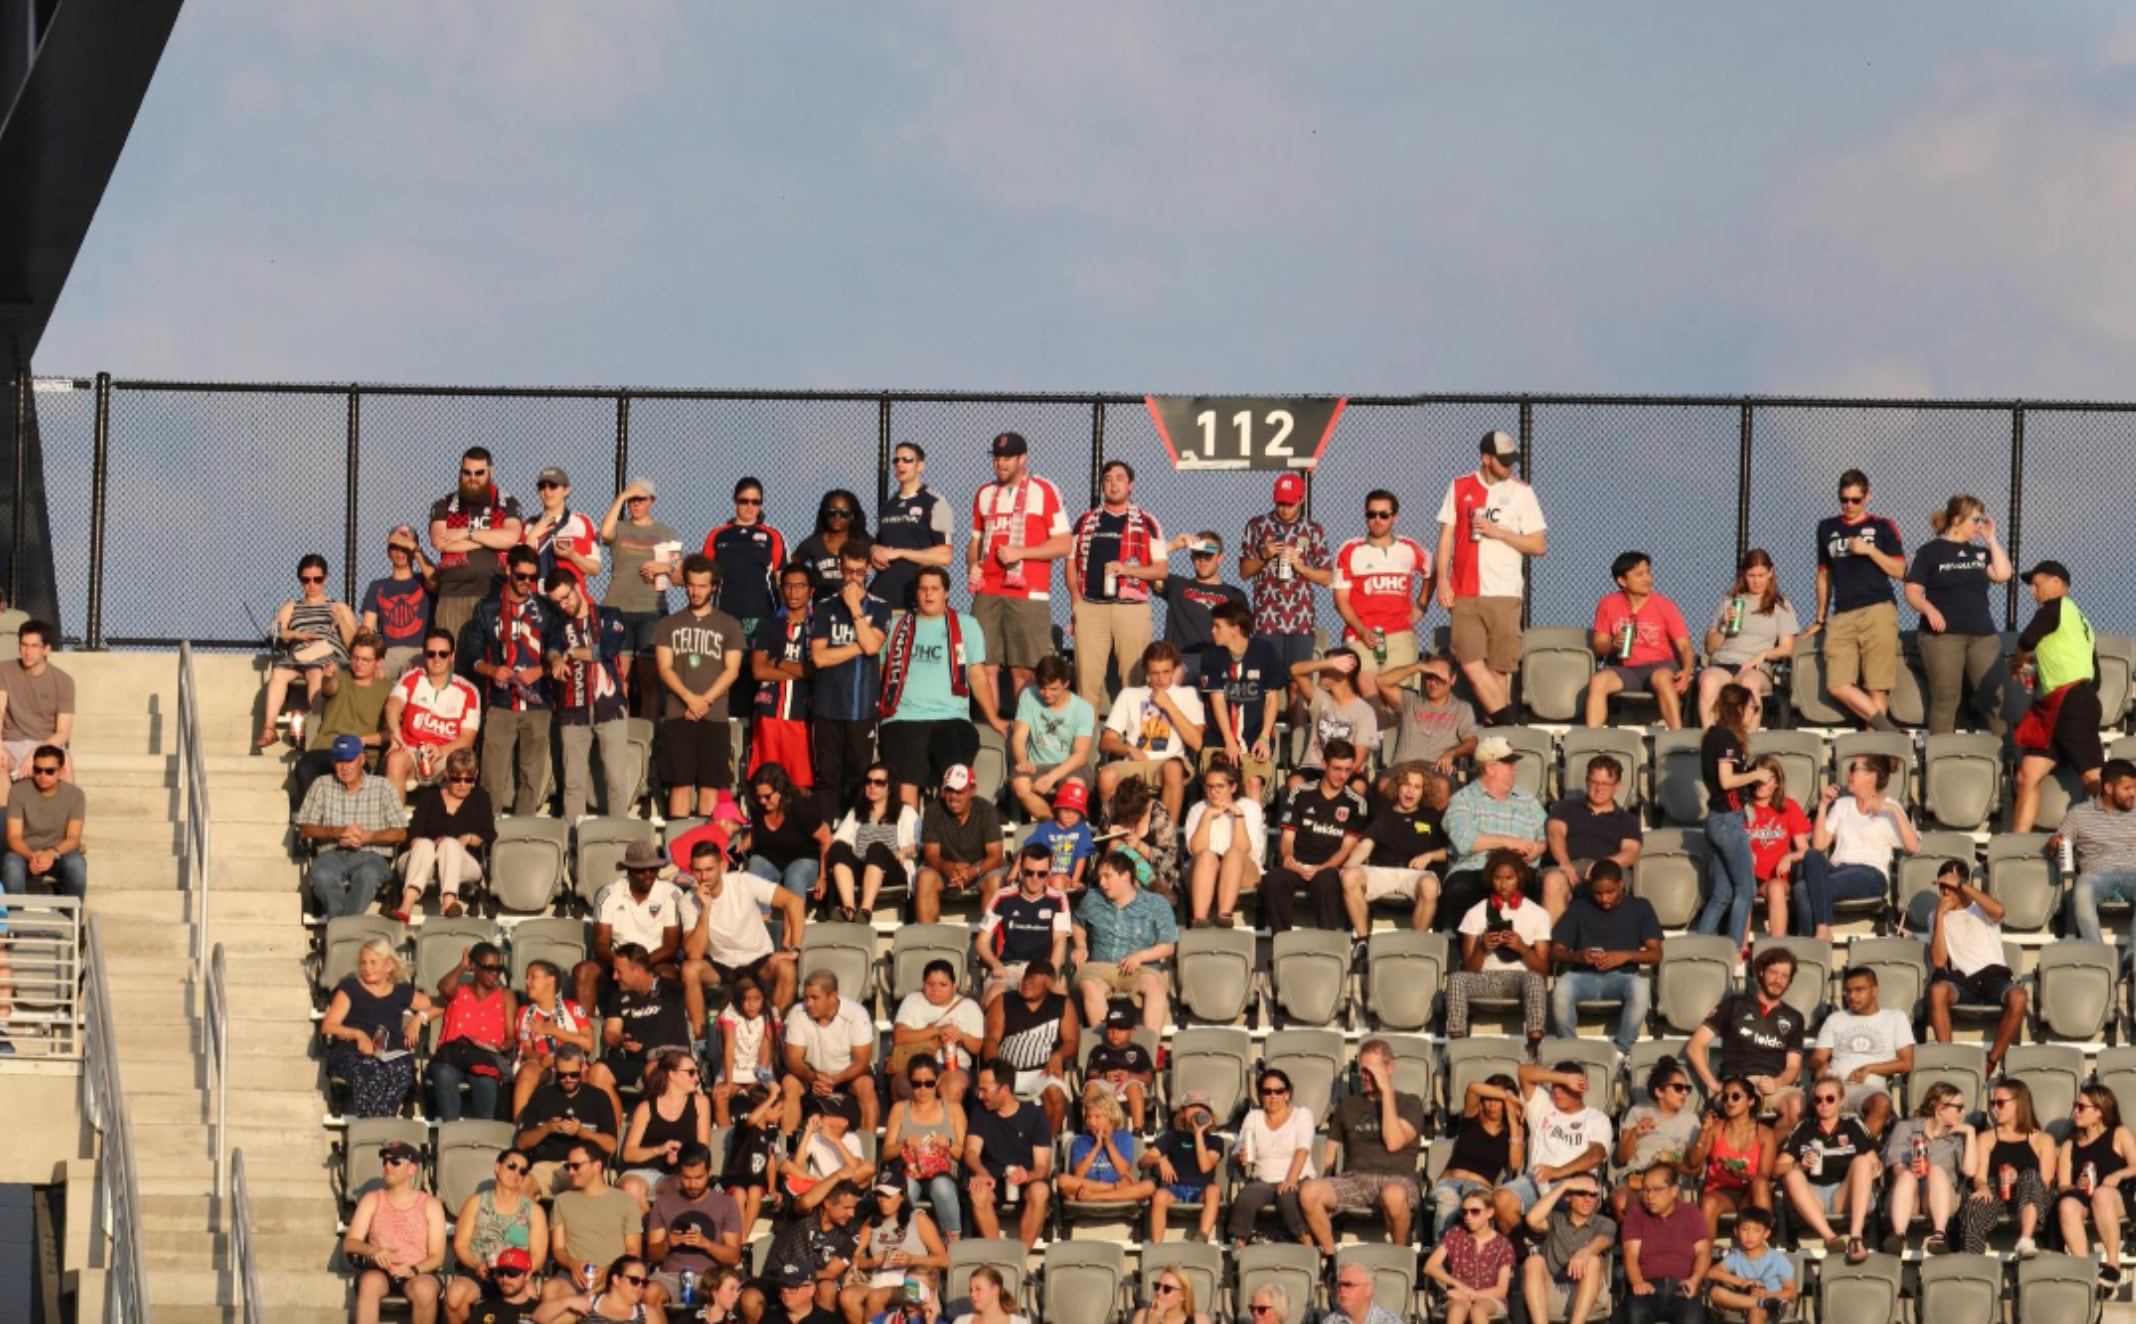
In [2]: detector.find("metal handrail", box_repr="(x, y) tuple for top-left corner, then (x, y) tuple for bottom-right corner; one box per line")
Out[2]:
(206, 944), (229, 1204)
(230, 1149), (261, 1324)
(176, 643), (224, 1200)
(83, 917), (150, 1324)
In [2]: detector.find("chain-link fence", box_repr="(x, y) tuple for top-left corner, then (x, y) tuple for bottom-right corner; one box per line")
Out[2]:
(18, 376), (2134, 653)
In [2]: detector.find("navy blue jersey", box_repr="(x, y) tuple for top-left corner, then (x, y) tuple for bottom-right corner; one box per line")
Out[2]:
(809, 591), (892, 722)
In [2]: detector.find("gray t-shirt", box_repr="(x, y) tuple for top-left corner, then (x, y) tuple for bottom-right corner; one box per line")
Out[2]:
(1387, 692), (1477, 767)
(651, 608), (746, 721)
(1302, 692), (1380, 770)
(1538, 1208), (1618, 1276)
(1707, 594), (1802, 669)
(603, 519), (680, 615)
(0, 661), (73, 743)
(8, 782), (84, 852)
(1618, 1103), (1700, 1175)
(646, 1185), (742, 1276)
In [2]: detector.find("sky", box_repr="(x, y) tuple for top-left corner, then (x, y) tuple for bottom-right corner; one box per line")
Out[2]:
(37, 1), (2136, 398)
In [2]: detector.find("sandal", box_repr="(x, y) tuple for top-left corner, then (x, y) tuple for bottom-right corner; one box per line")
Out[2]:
(1846, 1237), (1868, 1265)
(1924, 1231), (1948, 1255)
(835, 906), (856, 923)
(858, 908), (872, 923)
(1825, 1235), (1847, 1253)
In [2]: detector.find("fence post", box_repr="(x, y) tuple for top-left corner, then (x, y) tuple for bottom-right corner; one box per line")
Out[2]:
(1517, 398), (1534, 629)
(86, 373), (111, 650)
(877, 398), (892, 513)
(1089, 401), (1105, 511)
(2006, 404), (2025, 631)
(8, 372), (24, 609)
(344, 388), (360, 607)
(1736, 402), (1754, 567)
(614, 393), (630, 498)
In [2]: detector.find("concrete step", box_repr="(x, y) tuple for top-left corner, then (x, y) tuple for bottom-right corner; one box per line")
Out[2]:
(117, 1018), (312, 1059)
(97, 918), (306, 958)
(90, 889), (301, 926)
(145, 1267), (349, 1310)
(74, 751), (298, 784)
(141, 1192), (344, 1235)
(87, 818), (293, 854)
(108, 976), (315, 1023)
(142, 1229), (343, 1273)
(154, 1308), (347, 1324)
(124, 1051), (320, 1094)
(70, 850), (297, 892)
(133, 1122), (331, 1162)
(126, 1091), (330, 1130)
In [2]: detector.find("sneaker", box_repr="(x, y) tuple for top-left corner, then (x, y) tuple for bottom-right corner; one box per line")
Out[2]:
(1190, 917), (1212, 930)
(2099, 1264), (2122, 1290)
(2016, 1236), (2039, 1259)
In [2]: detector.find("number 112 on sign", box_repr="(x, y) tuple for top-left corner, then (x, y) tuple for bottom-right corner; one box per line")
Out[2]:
(1145, 396), (1347, 472)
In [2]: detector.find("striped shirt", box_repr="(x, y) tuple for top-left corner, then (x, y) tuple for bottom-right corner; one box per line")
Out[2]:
(2063, 800), (2136, 876)
(1075, 885), (1178, 965)
(296, 771), (406, 858)
(1444, 781), (1548, 876)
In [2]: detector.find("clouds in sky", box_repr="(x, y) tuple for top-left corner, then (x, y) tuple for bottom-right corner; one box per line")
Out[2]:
(36, 1), (2136, 397)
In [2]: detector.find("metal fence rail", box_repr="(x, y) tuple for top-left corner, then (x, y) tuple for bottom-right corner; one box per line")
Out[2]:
(82, 915), (149, 1324)
(22, 373), (2136, 651)
(0, 894), (83, 1061)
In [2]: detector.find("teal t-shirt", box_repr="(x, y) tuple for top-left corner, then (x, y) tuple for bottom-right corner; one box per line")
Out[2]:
(887, 611), (988, 723)
(1015, 689), (1096, 766)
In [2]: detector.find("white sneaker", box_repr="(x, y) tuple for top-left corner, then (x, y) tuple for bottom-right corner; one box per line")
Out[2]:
(2016, 1235), (2039, 1259)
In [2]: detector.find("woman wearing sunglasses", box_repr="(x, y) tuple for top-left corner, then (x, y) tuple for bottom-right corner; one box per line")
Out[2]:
(428, 940), (518, 1123)
(259, 552), (359, 748)
(1881, 1081), (1978, 1254)
(1776, 1073), (1880, 1264)
(1686, 1074), (1775, 1239)
(1226, 1068), (1316, 1244)
(619, 1048), (712, 1212)
(1612, 1058), (1699, 1224)
(533, 1254), (666, 1324)
(795, 490), (871, 599)
(1129, 1270), (1209, 1324)
(826, 761), (920, 922)
(396, 748), (496, 921)
(346, 1142), (447, 1324)
(842, 1178), (949, 1324)
(1958, 1079), (2056, 1257)
(1423, 1191), (1515, 1324)
(883, 1054), (967, 1241)
(2058, 1085), (2136, 1290)
(444, 1151), (550, 1324)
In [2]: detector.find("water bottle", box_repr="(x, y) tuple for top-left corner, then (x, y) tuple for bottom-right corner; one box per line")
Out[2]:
(2084, 1161), (2099, 1195)
(1616, 620), (1637, 661)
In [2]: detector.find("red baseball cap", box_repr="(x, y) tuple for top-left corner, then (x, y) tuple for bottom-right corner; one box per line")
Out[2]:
(1273, 473), (1306, 503)
(1054, 782), (1088, 813)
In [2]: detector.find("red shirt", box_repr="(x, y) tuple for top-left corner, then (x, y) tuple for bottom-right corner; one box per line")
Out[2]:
(1592, 591), (1691, 668)
(1332, 535), (1431, 636)
(971, 477), (1069, 600)
(1746, 798), (1813, 881)
(394, 670), (482, 749)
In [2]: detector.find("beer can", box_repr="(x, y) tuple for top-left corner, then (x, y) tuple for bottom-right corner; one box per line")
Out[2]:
(583, 1263), (599, 1292)
(1371, 628), (1387, 665)
(1616, 621), (1637, 661)
(1911, 1131), (1929, 1176)
(419, 747), (435, 781)
(1999, 1163), (2015, 1201)
(2060, 834), (2077, 875)
(681, 1271), (698, 1307)
(1725, 597), (1746, 637)
(1469, 507), (1484, 543)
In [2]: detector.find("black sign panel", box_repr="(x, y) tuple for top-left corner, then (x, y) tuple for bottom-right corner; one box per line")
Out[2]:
(1145, 396), (1347, 472)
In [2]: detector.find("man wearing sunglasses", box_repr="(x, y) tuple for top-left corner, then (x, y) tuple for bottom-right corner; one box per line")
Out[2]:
(595, 477), (680, 723)
(2, 742), (84, 897)
(1522, 1177), (1616, 1324)
(462, 1247), (542, 1324)
(1810, 468), (1906, 732)
(428, 446), (524, 648)
(385, 628), (483, 803)
(1332, 488), (1434, 694)
(1368, 653), (1479, 782)
(544, 572), (633, 826)
(809, 540), (891, 818)
(0, 619), (72, 806)
(470, 546), (558, 817)
(870, 441), (954, 614)
(544, 1141), (640, 1300)
(515, 1044), (618, 1195)
(360, 526), (436, 681)
(1154, 529), (1247, 688)
(522, 466), (602, 594)
(291, 633), (394, 810)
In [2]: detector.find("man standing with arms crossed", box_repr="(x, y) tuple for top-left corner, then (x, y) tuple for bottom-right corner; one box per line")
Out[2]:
(1436, 429), (1547, 728)
(653, 555), (746, 822)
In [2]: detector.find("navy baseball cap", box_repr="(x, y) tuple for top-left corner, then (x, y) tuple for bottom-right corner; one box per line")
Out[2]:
(330, 735), (365, 762)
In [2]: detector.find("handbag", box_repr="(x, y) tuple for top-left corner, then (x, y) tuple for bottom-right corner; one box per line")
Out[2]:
(888, 997), (966, 1076)
(437, 1034), (507, 1080)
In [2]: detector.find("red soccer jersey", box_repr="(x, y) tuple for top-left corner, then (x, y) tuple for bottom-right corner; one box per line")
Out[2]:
(971, 477), (1069, 600)
(394, 670), (482, 748)
(1332, 535), (1432, 635)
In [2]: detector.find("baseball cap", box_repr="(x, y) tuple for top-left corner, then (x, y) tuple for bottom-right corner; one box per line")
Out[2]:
(2023, 560), (2072, 586)
(1105, 1007), (1134, 1030)
(622, 840), (666, 871)
(991, 431), (1028, 458)
(902, 1278), (931, 1305)
(1178, 1088), (1214, 1114)
(941, 764), (975, 792)
(1481, 429), (1518, 459)
(538, 465), (571, 487)
(1053, 782), (1088, 813)
(874, 1176), (905, 1197)
(773, 1263), (815, 1290)
(1474, 736), (1522, 765)
(379, 1140), (420, 1165)
(1273, 473), (1306, 504)
(627, 475), (657, 499)
(330, 735), (365, 763)
(492, 1249), (533, 1274)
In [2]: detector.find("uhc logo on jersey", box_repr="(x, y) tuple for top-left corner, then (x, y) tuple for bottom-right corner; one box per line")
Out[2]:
(1362, 573), (1410, 596)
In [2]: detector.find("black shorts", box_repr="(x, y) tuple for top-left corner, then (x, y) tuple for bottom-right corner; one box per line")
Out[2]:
(711, 951), (777, 989)
(1933, 963), (2019, 1006)
(2052, 683), (2106, 772)
(878, 719), (980, 792)
(658, 716), (734, 790)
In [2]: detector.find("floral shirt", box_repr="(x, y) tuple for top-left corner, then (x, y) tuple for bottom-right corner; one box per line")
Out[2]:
(1241, 510), (1330, 635)
(1441, 1224), (1516, 1291)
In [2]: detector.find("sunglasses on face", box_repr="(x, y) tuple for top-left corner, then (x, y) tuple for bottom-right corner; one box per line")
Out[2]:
(1939, 1100), (1963, 1111)
(476, 962), (506, 973)
(1020, 867), (1050, 880)
(1838, 494), (1865, 506)
(447, 774), (478, 785)
(1815, 1094), (1840, 1104)
(1723, 1092), (1750, 1103)
(826, 508), (854, 519)
(556, 1072), (583, 1082)
(30, 765), (58, 776)
(615, 1275), (647, 1288)
(424, 648), (453, 659)
(1567, 1190), (1598, 1200)
(910, 1077), (938, 1089)
(1260, 1086), (1289, 1098)
(627, 495), (650, 503)
(1366, 510), (1394, 520)
(499, 1162), (530, 1175)
(893, 455), (919, 465)
(1249, 1308), (1278, 1318)
(865, 777), (890, 788)
(300, 574), (325, 584)
(493, 1269), (527, 1280)
(510, 572), (539, 583)
(461, 469), (489, 478)
(1421, 674), (1451, 685)
(673, 1066), (699, 1077)
(384, 1155), (416, 1167)
(1463, 1206), (1489, 1217)
(1154, 1283), (1180, 1297)
(563, 1160), (591, 1171)
(736, 497), (763, 507)
(2078, 1101), (2099, 1112)
(1992, 1098), (2013, 1109)
(537, 480), (564, 490)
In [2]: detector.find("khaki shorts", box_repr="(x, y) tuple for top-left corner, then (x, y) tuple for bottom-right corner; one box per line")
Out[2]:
(973, 593), (1054, 670)
(1107, 757), (1185, 788)
(1076, 960), (1168, 1003)
(1200, 744), (1275, 790)
(1824, 599), (1900, 691)
(1357, 865), (1437, 904)
(1544, 1277), (1611, 1318)
(1348, 627), (1421, 690)
(1449, 596), (1523, 674)
(1842, 1080), (1890, 1113)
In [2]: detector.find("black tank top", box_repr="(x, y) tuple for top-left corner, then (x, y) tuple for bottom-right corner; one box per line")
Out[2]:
(997, 992), (1067, 1072)
(1989, 1134), (2041, 1182)
(639, 1094), (701, 1175)
(2070, 1129), (2121, 1188)
(1446, 1117), (1512, 1182)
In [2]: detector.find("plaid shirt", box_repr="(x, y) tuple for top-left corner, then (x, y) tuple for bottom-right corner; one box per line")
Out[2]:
(1241, 511), (1330, 635)
(1444, 781), (1547, 875)
(296, 771), (405, 858)
(1076, 885), (1179, 965)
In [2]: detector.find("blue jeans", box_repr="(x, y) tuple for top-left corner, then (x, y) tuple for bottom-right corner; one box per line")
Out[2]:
(1793, 850), (1887, 934)
(747, 855), (820, 901)
(425, 1056), (500, 1122)
(1551, 968), (1651, 1053)
(1695, 810), (1759, 947)
(309, 849), (391, 918)
(2070, 869), (2136, 949)
(1, 850), (85, 898)
(1427, 1175), (1492, 1242)
(907, 1173), (962, 1237)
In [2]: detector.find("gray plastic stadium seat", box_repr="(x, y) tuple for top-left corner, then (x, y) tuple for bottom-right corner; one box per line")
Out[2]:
(2034, 941), (2118, 1042)
(1945, 940), (2024, 1025)
(1379, 1034), (1437, 1117)
(617, 717), (654, 815)
(1914, 1251), (2003, 1324)
(1174, 928), (1257, 1026)
(1983, 833), (2058, 933)
(1651, 730), (1709, 828)
(1262, 1028), (1345, 1124)
(1423, 1137), (1453, 1184)
(1536, 1037), (1621, 1114)
(573, 816), (655, 907)
(1833, 731), (1918, 808)
(1008, 820), (1038, 854)
(1846, 937), (1928, 1021)
(1077, 1024), (1159, 1081)
(2030, 764), (2090, 834)
(2099, 633), (2136, 728)
(945, 1239), (1028, 1319)
(415, 916), (502, 996)
(1818, 1252), (1902, 1324)
(1788, 635), (1850, 727)
(885, 924), (970, 1003)
(339, 1117), (427, 1212)
(1655, 935), (1738, 1035)
(1625, 1037), (1694, 1108)
(436, 1119), (517, 1210)
(1519, 628), (1596, 724)
(1748, 935), (1833, 1028)
(798, 923), (878, 1015)
(1895, 832), (1980, 928)
(1270, 930), (1351, 1027)
(2016, 1252), (2102, 1324)
(1056, 1134), (1146, 1228)
(508, 916), (588, 988)
(972, 726), (1009, 804)
(1922, 734), (2004, 832)
(1498, 726), (1559, 802)
(661, 815), (708, 855)
(1754, 730), (1830, 811)
(1887, 642), (1930, 728)
(1364, 931), (1447, 1033)
(2097, 1047), (2136, 1129)
(1910, 1043), (1988, 1116)
(1560, 727), (1648, 812)
(1234, 1242), (1321, 1324)
(1137, 1243), (1222, 1324)
(1630, 828), (1709, 930)
(1333, 1244), (1416, 1324)
(1168, 1028), (1254, 1126)
(2004, 1044), (2085, 1138)
(1443, 1037), (1526, 1124)
(320, 915), (407, 993)
(1039, 1242), (1125, 1324)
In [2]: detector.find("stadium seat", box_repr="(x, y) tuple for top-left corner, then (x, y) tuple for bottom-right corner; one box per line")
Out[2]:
(318, 914), (407, 994)
(2004, 1044), (2085, 1139)
(1137, 1243), (1222, 1324)
(1832, 731), (1917, 808)
(972, 726), (1009, 805)
(1174, 928), (1257, 1026)
(798, 922), (878, 1013)
(1498, 726), (1559, 802)
(1519, 628), (1596, 724)
(1423, 1137), (1453, 1184)
(2015, 1252), (2101, 1324)
(1982, 833), (2058, 933)
(1443, 1037), (1526, 1125)
(1535, 1037), (1620, 1114)
(1332, 1243), (1416, 1324)
(1753, 729), (1830, 811)
(1943, 939), (2025, 1026)
(1363, 930), (1446, 1033)
(2099, 633), (2136, 728)
(1922, 734), (2004, 832)
(1560, 727), (1648, 813)
(1887, 644), (1930, 729)
(1077, 1024), (1160, 1084)
(1655, 935), (1738, 1035)
(1630, 828), (1708, 930)
(1910, 1043), (1989, 1116)
(1168, 1028), (1254, 1126)
(507, 916), (587, 989)
(573, 816), (655, 907)
(661, 814), (708, 857)
(436, 1119), (516, 1210)
(1651, 730), (1708, 828)
(1748, 935), (1833, 1027)
(2033, 941), (2118, 1042)
(2029, 764), (2090, 834)
(1039, 1242), (1125, 1324)
(1818, 1251), (1902, 1324)
(1625, 1037), (1695, 1109)
(2096, 1047), (2136, 1128)
(1234, 1242), (1321, 1324)
(414, 915), (501, 996)
(617, 717), (654, 815)
(884, 924), (970, 1003)
(1262, 1028), (1345, 1124)
(1845, 937), (1928, 1021)
(1008, 820), (1038, 854)
(1913, 1251), (2003, 1324)
(1269, 930), (1351, 1028)
(946, 1239), (1029, 1318)
(1895, 832), (1980, 929)
(337, 1117), (426, 1213)
(1788, 636), (1850, 728)
(1378, 1034), (1437, 1120)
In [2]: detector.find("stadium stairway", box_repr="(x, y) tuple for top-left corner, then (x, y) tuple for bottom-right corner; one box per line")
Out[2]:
(69, 651), (345, 1324)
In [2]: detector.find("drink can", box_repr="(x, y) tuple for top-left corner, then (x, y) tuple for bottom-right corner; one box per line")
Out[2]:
(2060, 834), (2076, 875)
(1616, 620), (1637, 661)
(1803, 1139), (1822, 1179)
(2085, 1161), (2099, 1195)
(2020, 660), (2038, 690)
(1469, 507), (1484, 543)
(1911, 1131), (1929, 1176)
(418, 747), (435, 781)
(681, 1271), (698, 1307)
(1999, 1163), (2015, 1201)
(1371, 628), (1387, 665)
(583, 1263), (598, 1292)
(1725, 596), (1746, 637)
(1274, 545), (1295, 582)
(1103, 563), (1119, 597)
